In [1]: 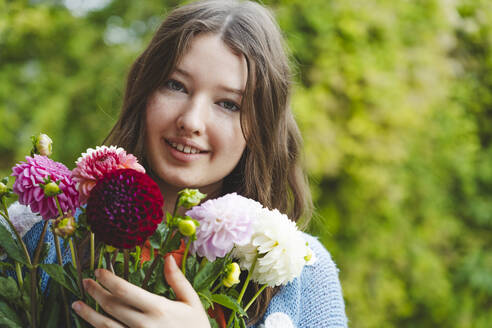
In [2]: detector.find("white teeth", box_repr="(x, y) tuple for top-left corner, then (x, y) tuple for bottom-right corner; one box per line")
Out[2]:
(169, 141), (200, 154)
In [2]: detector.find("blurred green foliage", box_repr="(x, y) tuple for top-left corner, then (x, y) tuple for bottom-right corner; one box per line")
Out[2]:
(1, 0), (492, 327)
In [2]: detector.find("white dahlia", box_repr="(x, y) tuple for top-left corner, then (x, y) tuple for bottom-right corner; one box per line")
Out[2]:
(233, 208), (311, 287)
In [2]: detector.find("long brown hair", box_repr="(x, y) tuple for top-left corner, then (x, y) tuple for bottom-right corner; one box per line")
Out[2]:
(104, 0), (312, 324)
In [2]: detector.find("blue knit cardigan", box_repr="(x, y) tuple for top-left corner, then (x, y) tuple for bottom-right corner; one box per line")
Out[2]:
(11, 206), (348, 328)
(251, 234), (348, 328)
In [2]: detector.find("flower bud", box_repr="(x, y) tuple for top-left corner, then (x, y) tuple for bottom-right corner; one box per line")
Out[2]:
(178, 219), (196, 236)
(105, 245), (117, 253)
(304, 247), (316, 265)
(0, 182), (7, 197)
(53, 214), (76, 238)
(222, 262), (241, 287)
(42, 181), (61, 197)
(32, 133), (53, 157)
(177, 189), (207, 209)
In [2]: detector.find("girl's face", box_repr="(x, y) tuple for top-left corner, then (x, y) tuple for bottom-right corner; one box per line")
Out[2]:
(145, 33), (248, 196)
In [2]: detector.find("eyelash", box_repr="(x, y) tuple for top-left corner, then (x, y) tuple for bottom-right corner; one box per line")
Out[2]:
(217, 100), (240, 112)
(165, 79), (241, 112)
(165, 79), (186, 92)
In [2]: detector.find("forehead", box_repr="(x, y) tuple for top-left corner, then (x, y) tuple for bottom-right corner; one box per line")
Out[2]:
(175, 33), (248, 92)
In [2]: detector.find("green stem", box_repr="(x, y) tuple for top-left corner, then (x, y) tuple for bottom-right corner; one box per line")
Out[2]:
(238, 254), (258, 304)
(172, 196), (180, 219)
(227, 254), (259, 328)
(54, 195), (64, 217)
(211, 282), (222, 294)
(15, 262), (23, 288)
(97, 245), (104, 270)
(30, 220), (49, 328)
(96, 245), (105, 313)
(142, 256), (159, 290)
(90, 233), (95, 271)
(123, 249), (129, 281)
(244, 284), (267, 312)
(51, 225), (72, 328)
(134, 246), (141, 271)
(69, 239), (77, 269)
(70, 237), (86, 301)
(181, 238), (192, 275)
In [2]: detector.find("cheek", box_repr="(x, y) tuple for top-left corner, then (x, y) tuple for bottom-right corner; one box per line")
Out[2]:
(216, 118), (246, 154)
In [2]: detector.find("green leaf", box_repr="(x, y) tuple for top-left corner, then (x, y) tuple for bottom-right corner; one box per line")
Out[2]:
(0, 262), (14, 272)
(0, 223), (30, 266)
(0, 276), (21, 300)
(185, 256), (199, 281)
(198, 290), (213, 310)
(149, 222), (169, 249)
(39, 242), (51, 264)
(210, 294), (246, 316)
(73, 312), (85, 328)
(234, 314), (240, 328)
(0, 300), (23, 327)
(162, 230), (182, 254)
(239, 316), (247, 328)
(208, 317), (219, 328)
(39, 264), (78, 296)
(149, 257), (168, 296)
(226, 287), (240, 300)
(0, 315), (23, 328)
(193, 258), (226, 291)
(21, 273), (31, 310)
(41, 280), (61, 328)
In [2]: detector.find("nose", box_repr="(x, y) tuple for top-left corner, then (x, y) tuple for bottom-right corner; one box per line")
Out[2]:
(176, 96), (207, 136)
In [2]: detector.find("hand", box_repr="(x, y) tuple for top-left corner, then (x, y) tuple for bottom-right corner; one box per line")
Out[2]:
(71, 256), (210, 328)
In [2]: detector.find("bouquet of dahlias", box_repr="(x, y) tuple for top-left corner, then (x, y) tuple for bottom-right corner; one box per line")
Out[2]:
(0, 134), (316, 328)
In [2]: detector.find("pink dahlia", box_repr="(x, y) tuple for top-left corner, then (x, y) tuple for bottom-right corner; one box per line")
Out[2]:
(185, 193), (261, 261)
(86, 169), (163, 249)
(11, 155), (80, 220)
(72, 145), (145, 204)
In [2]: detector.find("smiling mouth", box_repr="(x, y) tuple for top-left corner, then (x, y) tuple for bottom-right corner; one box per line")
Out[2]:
(165, 140), (206, 154)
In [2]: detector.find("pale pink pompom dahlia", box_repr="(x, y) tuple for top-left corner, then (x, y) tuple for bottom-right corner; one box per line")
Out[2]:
(11, 155), (80, 220)
(185, 193), (262, 261)
(72, 145), (145, 204)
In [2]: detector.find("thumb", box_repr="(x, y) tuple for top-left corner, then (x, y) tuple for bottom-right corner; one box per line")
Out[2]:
(164, 255), (201, 307)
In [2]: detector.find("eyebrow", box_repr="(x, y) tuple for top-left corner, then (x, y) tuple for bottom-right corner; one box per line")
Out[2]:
(174, 67), (244, 96)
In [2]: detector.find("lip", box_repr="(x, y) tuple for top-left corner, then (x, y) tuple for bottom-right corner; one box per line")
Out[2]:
(164, 137), (209, 163)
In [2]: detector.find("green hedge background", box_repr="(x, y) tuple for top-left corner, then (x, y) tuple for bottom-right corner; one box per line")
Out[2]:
(1, 0), (491, 326)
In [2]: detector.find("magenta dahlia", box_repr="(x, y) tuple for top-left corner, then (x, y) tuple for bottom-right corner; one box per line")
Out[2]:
(11, 155), (80, 220)
(72, 145), (145, 204)
(86, 168), (163, 249)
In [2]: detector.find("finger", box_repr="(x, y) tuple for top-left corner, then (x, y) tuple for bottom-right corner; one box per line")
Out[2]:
(164, 255), (201, 307)
(95, 268), (167, 311)
(83, 278), (146, 326)
(72, 300), (126, 328)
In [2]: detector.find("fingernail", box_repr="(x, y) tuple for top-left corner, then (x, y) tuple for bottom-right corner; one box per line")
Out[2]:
(72, 302), (81, 311)
(82, 279), (88, 289)
(169, 255), (177, 267)
(95, 269), (100, 279)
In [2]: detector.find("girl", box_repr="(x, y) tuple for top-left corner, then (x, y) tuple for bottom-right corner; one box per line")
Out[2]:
(23, 0), (348, 327)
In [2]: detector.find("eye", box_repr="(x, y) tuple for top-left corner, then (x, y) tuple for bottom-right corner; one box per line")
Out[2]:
(165, 79), (187, 93)
(217, 100), (240, 112)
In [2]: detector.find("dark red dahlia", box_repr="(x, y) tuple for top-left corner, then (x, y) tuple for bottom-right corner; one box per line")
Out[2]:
(86, 169), (163, 249)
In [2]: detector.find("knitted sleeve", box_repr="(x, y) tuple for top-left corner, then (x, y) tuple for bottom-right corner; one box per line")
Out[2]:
(298, 234), (348, 327)
(252, 233), (348, 328)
